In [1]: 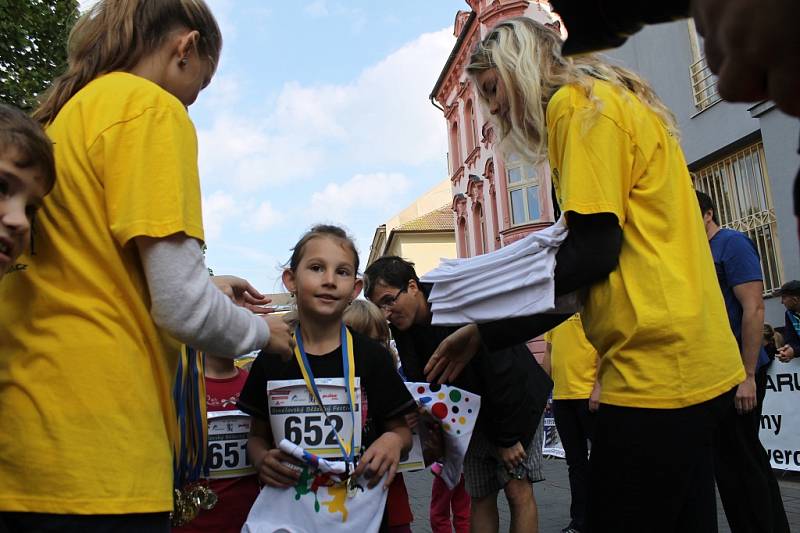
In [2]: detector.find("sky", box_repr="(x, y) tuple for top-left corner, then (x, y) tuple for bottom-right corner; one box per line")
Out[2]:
(81, 0), (465, 293)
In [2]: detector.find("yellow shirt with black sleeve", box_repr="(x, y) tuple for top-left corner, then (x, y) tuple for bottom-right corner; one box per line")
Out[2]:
(544, 314), (598, 400)
(0, 72), (204, 514)
(546, 80), (744, 409)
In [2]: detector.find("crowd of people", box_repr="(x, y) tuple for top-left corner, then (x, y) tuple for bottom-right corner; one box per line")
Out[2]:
(1, 0), (799, 532)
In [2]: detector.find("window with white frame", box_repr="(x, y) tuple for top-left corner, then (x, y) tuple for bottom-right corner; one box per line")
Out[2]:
(506, 154), (541, 225)
(693, 141), (784, 295)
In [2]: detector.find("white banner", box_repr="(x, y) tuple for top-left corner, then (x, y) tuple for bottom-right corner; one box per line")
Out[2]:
(759, 359), (800, 471)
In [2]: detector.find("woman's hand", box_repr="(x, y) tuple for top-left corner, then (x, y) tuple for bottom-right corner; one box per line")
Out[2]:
(424, 324), (482, 384)
(589, 381), (601, 412)
(255, 448), (302, 488)
(212, 275), (274, 314)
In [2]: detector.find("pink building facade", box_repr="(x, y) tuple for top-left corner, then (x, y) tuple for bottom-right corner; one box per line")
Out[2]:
(431, 0), (559, 259)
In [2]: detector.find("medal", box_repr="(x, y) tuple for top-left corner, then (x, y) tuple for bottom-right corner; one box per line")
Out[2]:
(346, 475), (359, 499)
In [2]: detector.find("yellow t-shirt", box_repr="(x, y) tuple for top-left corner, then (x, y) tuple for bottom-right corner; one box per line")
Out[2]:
(0, 72), (204, 514)
(544, 314), (598, 400)
(546, 80), (744, 409)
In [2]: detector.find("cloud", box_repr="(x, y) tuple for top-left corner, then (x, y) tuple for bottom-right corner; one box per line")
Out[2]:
(202, 191), (237, 241)
(246, 201), (283, 232)
(304, 0), (329, 17)
(195, 27), (453, 193)
(309, 172), (411, 223)
(202, 191), (283, 241)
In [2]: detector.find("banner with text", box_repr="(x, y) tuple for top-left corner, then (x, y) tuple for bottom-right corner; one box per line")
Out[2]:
(759, 358), (800, 471)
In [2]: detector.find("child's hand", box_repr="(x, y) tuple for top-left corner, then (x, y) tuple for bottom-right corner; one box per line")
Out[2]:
(353, 431), (404, 489)
(256, 448), (302, 488)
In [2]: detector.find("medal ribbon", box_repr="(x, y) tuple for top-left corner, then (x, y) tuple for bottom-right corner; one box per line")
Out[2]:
(293, 324), (357, 464)
(173, 345), (209, 489)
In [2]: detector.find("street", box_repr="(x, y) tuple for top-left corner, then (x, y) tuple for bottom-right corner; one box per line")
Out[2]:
(404, 458), (800, 532)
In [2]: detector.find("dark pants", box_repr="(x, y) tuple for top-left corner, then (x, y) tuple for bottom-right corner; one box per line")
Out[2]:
(587, 389), (733, 533)
(552, 398), (595, 532)
(0, 512), (170, 533)
(714, 375), (790, 533)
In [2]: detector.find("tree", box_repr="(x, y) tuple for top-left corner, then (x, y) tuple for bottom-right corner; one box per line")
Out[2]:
(0, 0), (78, 111)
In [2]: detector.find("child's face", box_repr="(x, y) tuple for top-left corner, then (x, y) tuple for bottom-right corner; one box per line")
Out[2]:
(283, 236), (362, 322)
(0, 147), (48, 277)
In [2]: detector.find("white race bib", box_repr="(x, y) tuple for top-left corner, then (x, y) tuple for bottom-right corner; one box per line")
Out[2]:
(207, 410), (255, 479)
(268, 378), (362, 459)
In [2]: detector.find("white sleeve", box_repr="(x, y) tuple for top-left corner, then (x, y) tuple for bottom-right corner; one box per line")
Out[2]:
(135, 234), (270, 357)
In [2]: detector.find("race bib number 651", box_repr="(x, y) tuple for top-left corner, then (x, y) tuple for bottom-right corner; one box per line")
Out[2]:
(207, 410), (255, 479)
(267, 378), (362, 459)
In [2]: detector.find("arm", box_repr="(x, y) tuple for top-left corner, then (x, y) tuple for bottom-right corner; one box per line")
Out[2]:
(136, 234), (293, 358)
(353, 416), (412, 489)
(732, 281), (763, 413)
(248, 417), (301, 488)
(779, 313), (800, 362)
(542, 342), (553, 376)
(477, 212), (622, 352)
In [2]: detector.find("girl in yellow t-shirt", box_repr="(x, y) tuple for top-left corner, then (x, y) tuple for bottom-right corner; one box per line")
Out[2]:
(0, 1), (292, 531)
(425, 17), (744, 532)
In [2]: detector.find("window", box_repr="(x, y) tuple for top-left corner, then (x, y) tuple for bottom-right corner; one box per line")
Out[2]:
(687, 19), (720, 112)
(506, 154), (541, 225)
(694, 142), (783, 294)
(449, 121), (461, 175)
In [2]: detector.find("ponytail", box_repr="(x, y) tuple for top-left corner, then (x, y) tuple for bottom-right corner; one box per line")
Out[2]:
(33, 0), (221, 125)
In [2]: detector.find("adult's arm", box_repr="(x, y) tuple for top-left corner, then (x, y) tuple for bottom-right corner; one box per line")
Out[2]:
(477, 212), (622, 352)
(732, 280), (764, 413)
(136, 233), (269, 357)
(783, 312), (800, 356)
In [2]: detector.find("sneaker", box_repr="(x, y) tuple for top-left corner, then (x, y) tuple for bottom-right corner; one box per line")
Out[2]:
(561, 528), (580, 533)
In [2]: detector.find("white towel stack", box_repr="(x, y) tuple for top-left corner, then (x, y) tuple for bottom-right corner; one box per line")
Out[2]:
(421, 217), (579, 325)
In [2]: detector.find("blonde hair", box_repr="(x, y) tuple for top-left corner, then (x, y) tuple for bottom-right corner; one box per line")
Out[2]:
(34, 0), (222, 125)
(466, 17), (678, 164)
(343, 300), (390, 347)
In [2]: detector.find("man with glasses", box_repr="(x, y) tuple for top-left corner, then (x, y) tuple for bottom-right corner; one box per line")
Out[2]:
(365, 256), (552, 533)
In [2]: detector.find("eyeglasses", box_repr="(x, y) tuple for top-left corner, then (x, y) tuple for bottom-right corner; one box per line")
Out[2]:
(377, 287), (407, 310)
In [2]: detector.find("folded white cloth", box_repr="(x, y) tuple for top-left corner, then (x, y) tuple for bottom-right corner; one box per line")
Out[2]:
(422, 218), (579, 325)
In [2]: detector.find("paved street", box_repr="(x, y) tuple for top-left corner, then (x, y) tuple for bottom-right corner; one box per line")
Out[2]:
(404, 458), (800, 532)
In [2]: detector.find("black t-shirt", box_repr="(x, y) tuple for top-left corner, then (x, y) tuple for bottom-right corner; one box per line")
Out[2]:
(238, 328), (415, 452)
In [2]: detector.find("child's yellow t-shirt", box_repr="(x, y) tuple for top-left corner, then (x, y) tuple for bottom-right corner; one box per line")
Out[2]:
(544, 314), (598, 400)
(0, 72), (204, 514)
(546, 80), (744, 409)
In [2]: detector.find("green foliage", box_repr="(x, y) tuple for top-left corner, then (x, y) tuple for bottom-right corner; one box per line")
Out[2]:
(0, 0), (79, 111)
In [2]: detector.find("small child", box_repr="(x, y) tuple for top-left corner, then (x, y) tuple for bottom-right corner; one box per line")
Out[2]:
(173, 354), (260, 533)
(344, 300), (414, 533)
(238, 225), (416, 532)
(0, 104), (55, 279)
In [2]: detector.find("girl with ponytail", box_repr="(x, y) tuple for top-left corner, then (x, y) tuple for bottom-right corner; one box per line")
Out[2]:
(0, 1), (292, 530)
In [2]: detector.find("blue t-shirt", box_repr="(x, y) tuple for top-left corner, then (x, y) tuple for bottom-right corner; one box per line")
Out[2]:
(709, 228), (770, 369)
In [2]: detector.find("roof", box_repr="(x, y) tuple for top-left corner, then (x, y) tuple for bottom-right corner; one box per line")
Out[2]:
(394, 205), (454, 232)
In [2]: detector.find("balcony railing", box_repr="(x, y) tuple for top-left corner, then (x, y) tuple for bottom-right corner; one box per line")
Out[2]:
(690, 55), (721, 111)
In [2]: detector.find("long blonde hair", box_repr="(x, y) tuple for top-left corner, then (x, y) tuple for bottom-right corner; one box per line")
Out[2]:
(33, 0), (222, 125)
(466, 17), (678, 164)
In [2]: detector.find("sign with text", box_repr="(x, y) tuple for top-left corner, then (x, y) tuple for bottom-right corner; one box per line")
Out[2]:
(759, 359), (800, 471)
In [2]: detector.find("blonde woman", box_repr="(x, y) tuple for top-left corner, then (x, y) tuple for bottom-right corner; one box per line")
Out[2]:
(424, 17), (745, 532)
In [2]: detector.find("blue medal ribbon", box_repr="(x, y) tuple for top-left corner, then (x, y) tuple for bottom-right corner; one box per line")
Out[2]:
(293, 324), (357, 466)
